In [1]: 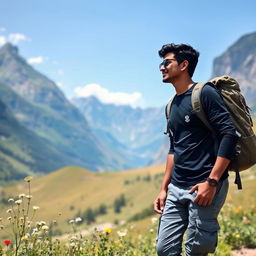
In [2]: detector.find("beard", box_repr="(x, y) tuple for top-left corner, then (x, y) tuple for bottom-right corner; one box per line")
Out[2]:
(162, 75), (172, 83)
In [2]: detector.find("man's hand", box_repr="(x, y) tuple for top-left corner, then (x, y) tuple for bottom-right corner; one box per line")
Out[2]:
(154, 190), (167, 214)
(189, 181), (217, 207)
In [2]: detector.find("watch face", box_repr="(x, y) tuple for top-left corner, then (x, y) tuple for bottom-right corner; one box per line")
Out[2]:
(207, 178), (218, 186)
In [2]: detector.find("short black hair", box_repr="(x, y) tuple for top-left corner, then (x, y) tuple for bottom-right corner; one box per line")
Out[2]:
(158, 43), (200, 77)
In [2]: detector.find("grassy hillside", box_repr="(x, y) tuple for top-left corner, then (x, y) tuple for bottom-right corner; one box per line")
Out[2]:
(0, 163), (255, 235)
(0, 165), (164, 232)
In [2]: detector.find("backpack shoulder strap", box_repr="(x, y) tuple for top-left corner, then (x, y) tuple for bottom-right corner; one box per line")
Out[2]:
(165, 96), (175, 120)
(191, 82), (215, 134)
(164, 96), (175, 135)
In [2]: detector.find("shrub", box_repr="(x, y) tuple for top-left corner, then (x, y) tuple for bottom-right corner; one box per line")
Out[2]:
(219, 204), (256, 249)
(113, 194), (126, 214)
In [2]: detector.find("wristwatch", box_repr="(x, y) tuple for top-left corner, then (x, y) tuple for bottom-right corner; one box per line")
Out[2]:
(206, 177), (218, 187)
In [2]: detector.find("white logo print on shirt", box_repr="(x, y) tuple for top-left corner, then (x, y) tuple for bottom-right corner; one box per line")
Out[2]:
(185, 115), (190, 123)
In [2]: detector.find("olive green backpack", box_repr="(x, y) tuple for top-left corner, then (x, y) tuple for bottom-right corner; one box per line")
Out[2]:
(165, 75), (256, 189)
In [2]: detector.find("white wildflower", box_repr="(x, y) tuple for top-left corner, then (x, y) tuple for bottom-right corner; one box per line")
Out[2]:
(75, 217), (82, 223)
(42, 225), (49, 230)
(15, 199), (22, 205)
(33, 206), (40, 211)
(151, 217), (158, 225)
(32, 228), (38, 235)
(24, 176), (33, 182)
(6, 209), (12, 214)
(117, 229), (127, 237)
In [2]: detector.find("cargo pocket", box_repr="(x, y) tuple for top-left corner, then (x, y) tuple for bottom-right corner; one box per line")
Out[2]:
(191, 219), (220, 254)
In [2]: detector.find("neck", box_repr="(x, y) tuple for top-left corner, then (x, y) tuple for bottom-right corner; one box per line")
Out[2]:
(172, 77), (195, 95)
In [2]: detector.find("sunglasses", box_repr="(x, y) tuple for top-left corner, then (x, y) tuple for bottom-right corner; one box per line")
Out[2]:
(159, 58), (176, 69)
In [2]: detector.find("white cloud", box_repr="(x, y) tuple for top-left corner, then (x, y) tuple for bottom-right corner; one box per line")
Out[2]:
(56, 82), (64, 87)
(0, 36), (6, 46)
(8, 33), (30, 44)
(0, 32), (30, 46)
(27, 56), (44, 64)
(74, 83), (143, 108)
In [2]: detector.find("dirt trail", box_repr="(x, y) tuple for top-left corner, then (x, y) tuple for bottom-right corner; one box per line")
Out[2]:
(232, 248), (256, 256)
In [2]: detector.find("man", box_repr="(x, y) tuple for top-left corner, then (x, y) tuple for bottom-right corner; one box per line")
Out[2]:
(153, 43), (239, 256)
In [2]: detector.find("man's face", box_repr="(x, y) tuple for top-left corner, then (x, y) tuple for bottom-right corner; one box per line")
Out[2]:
(159, 53), (181, 83)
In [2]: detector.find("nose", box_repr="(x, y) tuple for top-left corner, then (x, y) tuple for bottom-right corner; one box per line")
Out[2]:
(159, 65), (165, 72)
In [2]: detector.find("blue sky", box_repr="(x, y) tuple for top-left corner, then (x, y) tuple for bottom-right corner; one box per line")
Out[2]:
(0, 0), (256, 108)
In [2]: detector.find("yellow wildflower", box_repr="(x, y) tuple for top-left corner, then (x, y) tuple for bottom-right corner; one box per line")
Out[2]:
(233, 207), (240, 214)
(234, 233), (240, 239)
(21, 235), (28, 241)
(103, 227), (112, 234)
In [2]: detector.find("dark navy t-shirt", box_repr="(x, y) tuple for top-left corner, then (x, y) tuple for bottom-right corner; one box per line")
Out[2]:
(168, 83), (238, 186)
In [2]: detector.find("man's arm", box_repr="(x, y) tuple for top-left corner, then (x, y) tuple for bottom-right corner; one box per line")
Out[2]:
(190, 156), (230, 206)
(153, 154), (174, 214)
(190, 85), (239, 206)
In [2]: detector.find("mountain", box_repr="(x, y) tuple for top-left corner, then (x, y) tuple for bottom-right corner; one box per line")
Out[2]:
(0, 43), (131, 173)
(0, 97), (73, 182)
(212, 32), (256, 108)
(71, 96), (168, 167)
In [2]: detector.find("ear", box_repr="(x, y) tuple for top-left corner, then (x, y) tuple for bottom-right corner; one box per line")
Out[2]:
(180, 60), (189, 72)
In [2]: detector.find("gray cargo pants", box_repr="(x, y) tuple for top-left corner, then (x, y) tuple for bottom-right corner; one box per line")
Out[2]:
(156, 179), (228, 256)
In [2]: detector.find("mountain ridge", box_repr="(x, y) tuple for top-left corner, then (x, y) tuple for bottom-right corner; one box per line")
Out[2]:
(71, 95), (167, 167)
(0, 43), (132, 175)
(212, 31), (256, 107)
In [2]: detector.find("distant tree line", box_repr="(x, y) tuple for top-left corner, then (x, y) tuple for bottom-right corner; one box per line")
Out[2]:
(75, 203), (108, 224)
(73, 194), (127, 225)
